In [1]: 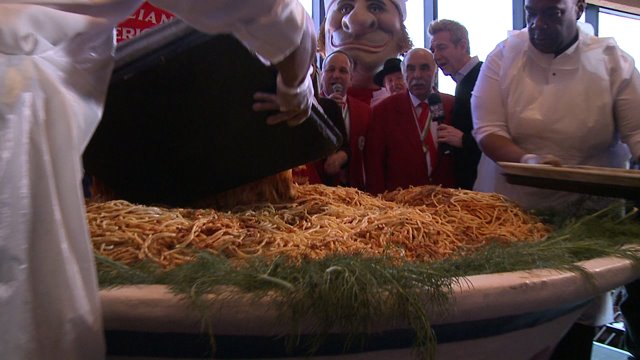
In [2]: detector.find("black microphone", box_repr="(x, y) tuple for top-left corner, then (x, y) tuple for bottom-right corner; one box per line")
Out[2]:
(427, 92), (452, 155)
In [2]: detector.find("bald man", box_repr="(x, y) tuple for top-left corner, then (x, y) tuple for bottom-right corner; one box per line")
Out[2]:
(471, 1), (640, 358)
(365, 48), (456, 195)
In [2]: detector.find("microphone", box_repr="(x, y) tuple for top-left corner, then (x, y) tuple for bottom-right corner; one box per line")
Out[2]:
(332, 83), (344, 95)
(427, 92), (451, 155)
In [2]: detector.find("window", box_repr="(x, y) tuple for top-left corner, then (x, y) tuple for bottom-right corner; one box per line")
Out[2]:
(436, 0), (514, 95)
(300, 0), (313, 16)
(404, 0), (426, 49)
(599, 10), (640, 65)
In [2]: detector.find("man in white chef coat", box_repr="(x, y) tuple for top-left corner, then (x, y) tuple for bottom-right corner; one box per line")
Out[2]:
(0, 1), (315, 359)
(471, 0), (640, 359)
(472, 0), (640, 211)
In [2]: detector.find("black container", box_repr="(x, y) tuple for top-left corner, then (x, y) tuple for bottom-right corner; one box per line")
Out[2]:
(83, 20), (341, 206)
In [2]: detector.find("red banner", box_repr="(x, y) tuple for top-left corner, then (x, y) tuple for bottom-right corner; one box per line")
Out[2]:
(116, 2), (175, 43)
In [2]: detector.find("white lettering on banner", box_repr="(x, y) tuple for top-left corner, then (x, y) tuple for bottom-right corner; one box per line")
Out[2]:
(144, 12), (157, 24)
(128, 9), (173, 25)
(116, 27), (146, 41)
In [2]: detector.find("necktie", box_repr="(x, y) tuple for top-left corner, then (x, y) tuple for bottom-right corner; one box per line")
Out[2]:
(417, 102), (428, 131)
(342, 104), (350, 138)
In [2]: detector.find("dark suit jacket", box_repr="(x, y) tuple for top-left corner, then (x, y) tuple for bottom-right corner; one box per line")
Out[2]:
(311, 97), (351, 185)
(317, 97), (350, 156)
(365, 91), (456, 195)
(312, 96), (371, 189)
(345, 95), (372, 191)
(452, 61), (483, 190)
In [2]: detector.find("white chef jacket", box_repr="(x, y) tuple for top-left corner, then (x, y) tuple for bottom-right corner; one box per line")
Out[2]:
(0, 1), (310, 359)
(472, 27), (640, 212)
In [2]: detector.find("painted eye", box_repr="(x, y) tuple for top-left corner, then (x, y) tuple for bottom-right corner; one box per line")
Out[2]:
(338, 3), (354, 15)
(369, 3), (384, 13)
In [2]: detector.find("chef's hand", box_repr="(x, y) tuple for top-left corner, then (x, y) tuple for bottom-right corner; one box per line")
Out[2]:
(324, 150), (348, 175)
(253, 71), (313, 126)
(520, 153), (563, 166)
(436, 124), (463, 148)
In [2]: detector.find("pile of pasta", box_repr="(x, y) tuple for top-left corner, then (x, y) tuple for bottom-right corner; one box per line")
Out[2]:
(87, 184), (550, 268)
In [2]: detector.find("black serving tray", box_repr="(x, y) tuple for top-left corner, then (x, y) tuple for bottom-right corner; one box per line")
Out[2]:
(500, 162), (640, 200)
(83, 20), (341, 206)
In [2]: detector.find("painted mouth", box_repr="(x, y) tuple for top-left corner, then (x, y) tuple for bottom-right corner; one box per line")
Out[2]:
(331, 40), (390, 53)
(329, 32), (391, 53)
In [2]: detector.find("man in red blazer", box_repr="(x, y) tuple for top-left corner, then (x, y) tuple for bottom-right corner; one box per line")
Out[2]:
(365, 48), (456, 195)
(320, 50), (372, 191)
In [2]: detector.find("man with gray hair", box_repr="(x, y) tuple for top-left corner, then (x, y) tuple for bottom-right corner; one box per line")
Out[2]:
(365, 48), (456, 195)
(428, 19), (482, 190)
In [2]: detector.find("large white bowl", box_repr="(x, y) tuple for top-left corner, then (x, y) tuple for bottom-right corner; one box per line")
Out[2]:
(102, 256), (640, 360)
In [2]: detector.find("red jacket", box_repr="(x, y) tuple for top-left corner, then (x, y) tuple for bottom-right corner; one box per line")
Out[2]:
(365, 91), (456, 195)
(345, 95), (372, 191)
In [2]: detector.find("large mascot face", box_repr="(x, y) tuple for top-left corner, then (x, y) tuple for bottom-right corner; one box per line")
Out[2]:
(321, 0), (411, 86)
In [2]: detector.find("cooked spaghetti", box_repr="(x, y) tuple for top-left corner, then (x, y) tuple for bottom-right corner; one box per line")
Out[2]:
(87, 184), (550, 268)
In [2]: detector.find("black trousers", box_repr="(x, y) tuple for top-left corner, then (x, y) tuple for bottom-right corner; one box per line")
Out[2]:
(550, 323), (594, 360)
(622, 278), (640, 358)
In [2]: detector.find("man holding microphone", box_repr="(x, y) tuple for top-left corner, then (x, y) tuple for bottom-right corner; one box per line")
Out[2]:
(320, 50), (372, 190)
